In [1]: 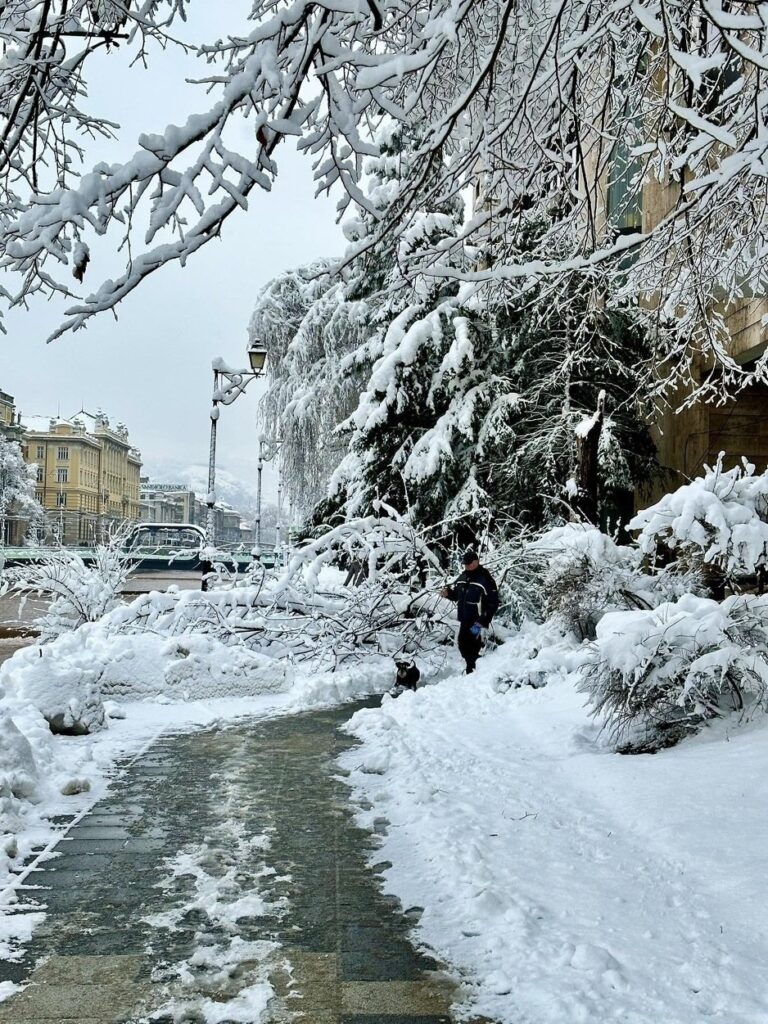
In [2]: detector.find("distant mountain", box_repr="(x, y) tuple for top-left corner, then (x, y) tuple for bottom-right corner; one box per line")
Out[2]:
(141, 459), (275, 514)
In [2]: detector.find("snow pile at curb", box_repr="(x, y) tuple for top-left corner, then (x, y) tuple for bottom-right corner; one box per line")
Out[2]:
(0, 586), (300, 747)
(1, 629), (293, 715)
(288, 657), (399, 709)
(340, 629), (768, 1024)
(1, 694), (96, 971)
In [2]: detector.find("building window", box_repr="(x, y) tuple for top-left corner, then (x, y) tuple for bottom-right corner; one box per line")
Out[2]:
(57, 446), (69, 460)
(36, 444), (44, 459)
(35, 491), (43, 502)
(607, 137), (642, 234)
(56, 468), (68, 484)
(56, 493), (67, 507)
(35, 467), (43, 482)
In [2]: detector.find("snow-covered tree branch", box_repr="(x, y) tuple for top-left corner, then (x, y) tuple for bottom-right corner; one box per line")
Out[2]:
(0, 1), (763, 403)
(0, 435), (41, 545)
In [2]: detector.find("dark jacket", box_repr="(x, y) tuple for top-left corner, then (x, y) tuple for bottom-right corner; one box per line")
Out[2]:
(446, 566), (499, 627)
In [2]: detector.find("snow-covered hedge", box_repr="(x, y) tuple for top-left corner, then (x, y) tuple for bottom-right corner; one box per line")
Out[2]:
(629, 457), (768, 585)
(580, 593), (768, 752)
(523, 524), (699, 640)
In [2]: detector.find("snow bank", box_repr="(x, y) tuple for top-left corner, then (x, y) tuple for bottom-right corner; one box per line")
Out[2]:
(1, 629), (293, 712)
(0, 584), (300, 738)
(289, 658), (395, 708)
(340, 631), (768, 1024)
(0, 692), (92, 905)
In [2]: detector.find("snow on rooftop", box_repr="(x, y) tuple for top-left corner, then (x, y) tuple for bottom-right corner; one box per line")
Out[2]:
(20, 410), (130, 439)
(21, 414), (66, 433)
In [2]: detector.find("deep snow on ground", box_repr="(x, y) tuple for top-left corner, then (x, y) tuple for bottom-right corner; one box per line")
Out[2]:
(6, 594), (768, 1023)
(341, 635), (768, 1024)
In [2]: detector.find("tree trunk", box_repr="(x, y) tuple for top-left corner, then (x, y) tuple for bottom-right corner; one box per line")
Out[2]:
(575, 391), (606, 525)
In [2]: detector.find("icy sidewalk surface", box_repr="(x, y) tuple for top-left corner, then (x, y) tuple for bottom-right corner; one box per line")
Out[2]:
(0, 701), (477, 1024)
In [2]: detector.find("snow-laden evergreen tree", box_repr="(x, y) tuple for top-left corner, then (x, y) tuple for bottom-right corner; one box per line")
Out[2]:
(248, 259), (365, 517)
(0, 437), (42, 545)
(485, 273), (657, 531)
(333, 209), (656, 538)
(251, 118), (464, 523)
(254, 130), (657, 542)
(329, 121), (469, 531)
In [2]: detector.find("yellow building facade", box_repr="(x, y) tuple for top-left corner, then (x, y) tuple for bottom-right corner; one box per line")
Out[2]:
(22, 412), (142, 545)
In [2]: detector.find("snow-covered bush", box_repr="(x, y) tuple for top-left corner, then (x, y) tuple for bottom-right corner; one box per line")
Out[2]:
(630, 456), (768, 591)
(6, 537), (132, 642)
(580, 593), (768, 752)
(491, 621), (584, 692)
(523, 524), (700, 640)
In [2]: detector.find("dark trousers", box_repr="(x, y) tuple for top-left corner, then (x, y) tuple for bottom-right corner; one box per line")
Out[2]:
(457, 624), (483, 674)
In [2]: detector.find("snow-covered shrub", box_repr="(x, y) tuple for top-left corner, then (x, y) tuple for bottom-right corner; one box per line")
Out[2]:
(524, 524), (700, 640)
(630, 456), (768, 591)
(491, 621), (584, 692)
(580, 593), (768, 752)
(7, 537), (132, 642)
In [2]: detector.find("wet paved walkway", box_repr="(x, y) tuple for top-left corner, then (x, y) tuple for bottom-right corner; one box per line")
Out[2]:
(0, 702), (478, 1024)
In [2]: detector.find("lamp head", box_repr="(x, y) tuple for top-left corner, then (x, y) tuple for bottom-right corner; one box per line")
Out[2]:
(247, 341), (268, 373)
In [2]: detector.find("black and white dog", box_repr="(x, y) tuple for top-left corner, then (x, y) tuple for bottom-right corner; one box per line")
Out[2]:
(392, 659), (420, 695)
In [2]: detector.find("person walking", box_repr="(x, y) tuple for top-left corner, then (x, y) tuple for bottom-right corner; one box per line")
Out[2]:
(441, 549), (499, 674)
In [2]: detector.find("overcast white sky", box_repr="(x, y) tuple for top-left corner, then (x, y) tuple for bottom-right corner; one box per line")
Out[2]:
(0, 5), (344, 499)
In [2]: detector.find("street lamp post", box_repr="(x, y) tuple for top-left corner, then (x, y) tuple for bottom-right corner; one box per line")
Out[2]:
(206, 342), (267, 547)
(253, 436), (283, 562)
(275, 462), (283, 565)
